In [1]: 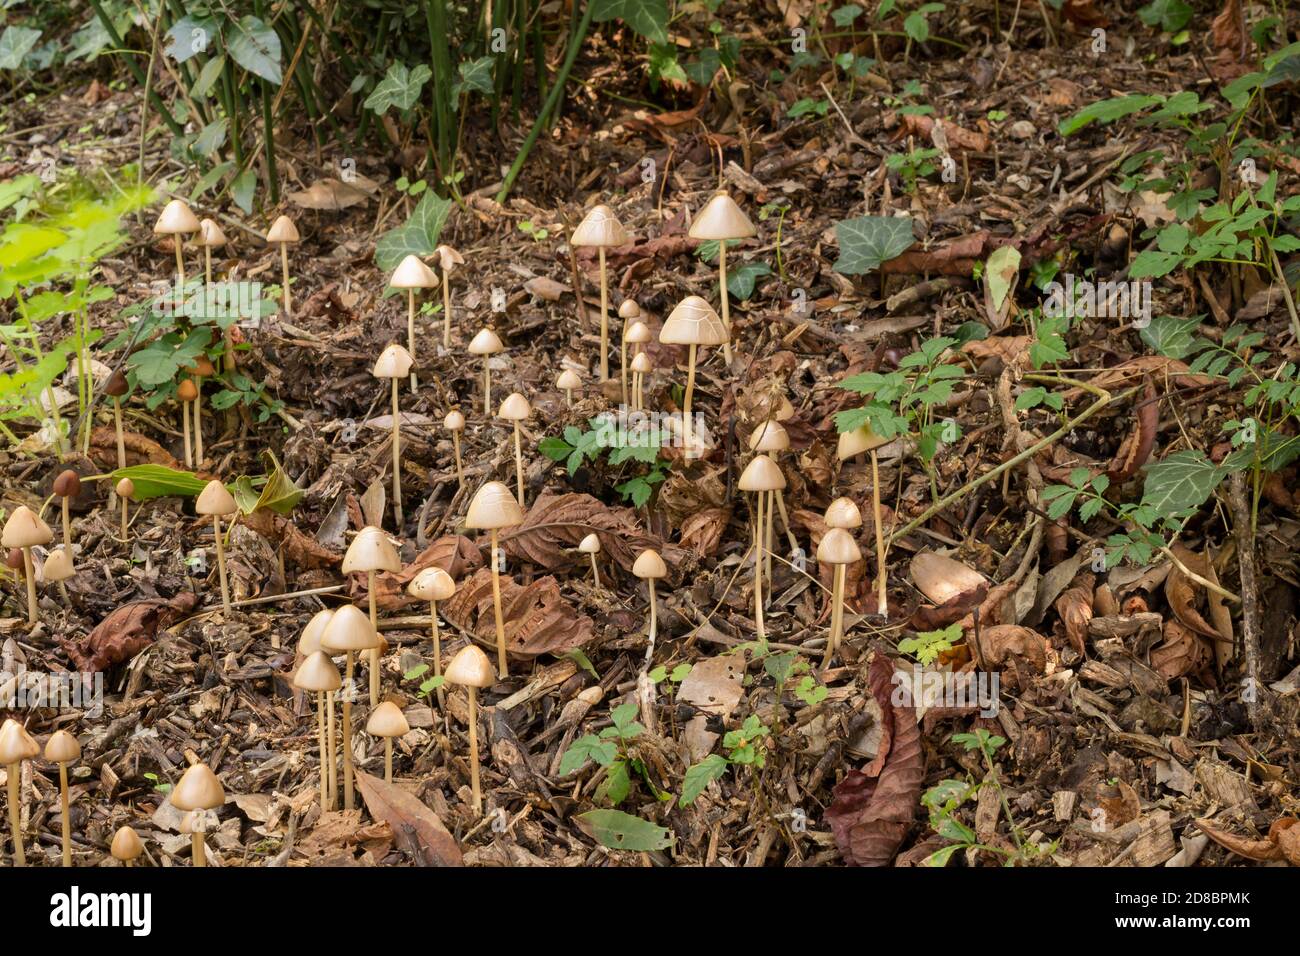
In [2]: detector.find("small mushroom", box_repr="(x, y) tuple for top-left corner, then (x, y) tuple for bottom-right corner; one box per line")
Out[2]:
(817, 528), (862, 669)
(464, 481), (524, 677)
(626, 320), (652, 409)
(110, 826), (144, 867)
(408, 567), (456, 711)
(299, 609), (337, 806)
(824, 497), (863, 530)
(435, 244), (465, 348)
(837, 425), (891, 615)
(444, 644), (495, 815)
(319, 605), (381, 810)
(153, 199), (200, 288)
(738, 455), (786, 639)
(632, 549), (667, 662)
(43, 547), (75, 604)
(630, 351), (652, 412)
(293, 651), (342, 811)
(468, 327), (505, 416)
(497, 392), (533, 507)
(617, 299), (641, 403)
(195, 479), (238, 615)
(266, 215), (300, 316)
(689, 192), (756, 365)
(659, 296), (729, 456)
(748, 421), (797, 576)
(52, 469), (80, 548)
(372, 344), (415, 527)
(0, 719), (38, 865)
(445, 408), (466, 488)
(169, 761), (225, 867)
(185, 356), (215, 464)
(577, 533), (602, 588)
(366, 702), (410, 784)
(103, 369), (129, 470)
(570, 205), (629, 384)
(44, 730), (80, 866)
(176, 378), (198, 468)
(196, 218), (227, 286)
(1, 506), (53, 626)
(389, 255), (438, 391)
(115, 477), (134, 544)
(556, 368), (582, 408)
(342, 526), (401, 706)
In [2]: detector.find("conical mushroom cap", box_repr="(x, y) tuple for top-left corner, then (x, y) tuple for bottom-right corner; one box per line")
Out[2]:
(630, 352), (652, 374)
(110, 826), (144, 861)
(373, 343), (414, 378)
(817, 527), (862, 565)
(571, 204), (628, 248)
(618, 300), (641, 320)
(195, 479), (237, 516)
(170, 762), (225, 812)
(319, 603), (381, 652)
(298, 608), (335, 656)
(689, 192), (757, 241)
(44, 729), (80, 764)
(660, 296), (728, 346)
(556, 369), (582, 391)
(434, 244), (464, 272)
(824, 497), (863, 530)
(444, 409), (465, 431)
(444, 644), (495, 688)
(266, 215), (300, 243)
(837, 424), (889, 459)
(775, 397), (795, 422)
(738, 454), (786, 492)
(465, 480), (524, 530)
(498, 392), (531, 421)
(408, 567), (456, 602)
(632, 549), (667, 579)
(342, 526), (401, 574)
(0, 719), (39, 763)
(390, 254), (438, 289)
(176, 379), (198, 402)
(910, 553), (988, 606)
(42, 547), (75, 583)
(197, 218), (227, 248)
(747, 421), (789, 453)
(293, 650), (342, 692)
(625, 320), (651, 344)
(153, 199), (200, 235)
(366, 701), (410, 738)
(188, 355), (216, 378)
(577, 533), (601, 554)
(468, 328), (504, 355)
(53, 470), (81, 498)
(2, 506), (53, 548)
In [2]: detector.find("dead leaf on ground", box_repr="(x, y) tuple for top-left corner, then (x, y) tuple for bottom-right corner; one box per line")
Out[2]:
(501, 492), (675, 575)
(440, 568), (595, 657)
(60, 593), (200, 672)
(354, 771), (463, 866)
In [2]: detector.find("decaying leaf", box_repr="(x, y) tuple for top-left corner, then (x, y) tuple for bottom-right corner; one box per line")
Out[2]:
(1150, 619), (1214, 681)
(1164, 543), (1224, 641)
(1195, 816), (1295, 864)
(353, 535), (482, 610)
(502, 492), (675, 575)
(60, 593), (200, 672)
(976, 624), (1052, 672)
(1105, 383), (1158, 483)
(1054, 571), (1094, 657)
(354, 771), (463, 866)
(440, 567), (594, 657)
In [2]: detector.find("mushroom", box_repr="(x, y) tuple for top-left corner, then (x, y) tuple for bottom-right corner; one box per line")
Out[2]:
(748, 421), (798, 577)
(52, 469), (80, 548)
(824, 497), (863, 530)
(1, 506), (53, 626)
(42, 547), (74, 604)
(570, 205), (629, 384)
(153, 199), (200, 288)
(196, 218), (227, 287)
(617, 299), (641, 403)
(169, 761), (225, 867)
(115, 477), (134, 544)
(293, 650), (342, 811)
(103, 369), (129, 470)
(659, 296), (729, 456)
(626, 320), (652, 409)
(110, 826), (144, 867)
(738, 455), (786, 639)
(556, 368), (582, 408)
(389, 254), (438, 391)
(342, 526), (401, 706)
(185, 355), (215, 464)
(817, 528), (862, 669)
(44, 730), (80, 866)
(497, 392), (532, 507)
(689, 192), (756, 365)
(630, 351), (652, 412)
(435, 244), (465, 348)
(837, 425), (891, 615)
(266, 215), (300, 316)
(176, 378), (198, 468)
(445, 408), (466, 488)
(0, 719), (38, 865)
(195, 479), (238, 615)
(299, 609), (337, 806)
(372, 344), (414, 527)
(443, 644), (495, 815)
(407, 567), (456, 711)
(464, 481), (524, 677)
(319, 605), (380, 810)
(632, 549), (667, 662)
(577, 533), (602, 588)
(468, 327), (505, 416)
(366, 702), (410, 784)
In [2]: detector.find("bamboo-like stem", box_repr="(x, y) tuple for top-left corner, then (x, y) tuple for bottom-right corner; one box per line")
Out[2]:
(22, 548), (36, 626)
(718, 243), (733, 364)
(598, 248), (609, 381)
(58, 763), (70, 866)
(6, 762), (22, 866)
(452, 431), (464, 487)
(483, 361), (492, 416)
(467, 687), (481, 814)
(823, 564), (845, 669)
(682, 344), (698, 457)
(181, 400), (192, 468)
(61, 497), (71, 548)
(513, 422), (525, 507)
(326, 690), (337, 809)
(204, 246), (212, 286)
(590, 553), (600, 588)
(774, 488), (799, 553)
(317, 691), (328, 812)
(343, 651), (355, 810)
(632, 371), (640, 411)
(442, 278), (453, 348)
(213, 514), (231, 615)
(194, 380), (203, 464)
(429, 600), (446, 710)
(113, 397), (126, 470)
(870, 449), (888, 615)
(754, 493), (765, 641)
(646, 578), (658, 662)
(191, 832), (206, 867)
(565, 387), (573, 408)
(279, 242), (291, 317)
(407, 289), (418, 391)
(391, 379), (403, 528)
(490, 529), (508, 677)
(384, 738), (393, 783)
(367, 571), (379, 707)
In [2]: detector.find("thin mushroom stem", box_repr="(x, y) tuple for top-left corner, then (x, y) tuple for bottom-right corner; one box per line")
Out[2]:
(490, 529), (508, 677)
(112, 397), (126, 470)
(754, 493), (765, 641)
(204, 245), (212, 286)
(6, 761), (21, 866)
(773, 488), (799, 554)
(22, 547), (36, 626)
(467, 686), (481, 814)
(406, 289), (418, 391)
(452, 430), (464, 487)
(483, 360), (491, 416)
(367, 570), (379, 707)
(646, 578), (658, 663)
(442, 277), (453, 349)
(326, 690), (337, 809)
(598, 247), (609, 382)
(61, 496), (71, 548)
(384, 737), (393, 784)
(823, 563), (845, 670)
(174, 240), (185, 289)
(391, 378), (403, 528)
(317, 691), (328, 812)
(765, 489), (775, 592)
(58, 762), (70, 865)
(120, 498), (129, 543)
(213, 514), (231, 615)
(682, 344), (698, 457)
(565, 387), (573, 408)
(191, 831), (206, 867)
(620, 324), (628, 404)
(719, 242), (733, 365)
(429, 600), (446, 711)
(194, 380), (204, 464)
(343, 651), (355, 810)
(279, 242), (291, 317)
(590, 553), (600, 589)
(513, 422), (525, 507)
(181, 399), (192, 468)
(870, 448), (888, 615)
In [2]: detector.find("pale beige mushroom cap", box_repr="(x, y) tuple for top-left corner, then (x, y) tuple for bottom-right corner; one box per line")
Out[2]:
(817, 527), (862, 565)
(366, 701), (410, 738)
(373, 343), (414, 378)
(319, 603), (382, 652)
(390, 254), (438, 289)
(299, 608), (335, 656)
(294, 650), (342, 692)
(625, 320), (651, 344)
(153, 199), (200, 235)
(115, 478), (135, 500)
(170, 762), (225, 812)
(618, 300), (641, 320)
(197, 218), (227, 248)
(434, 244), (464, 273)
(689, 192), (757, 241)
(571, 204), (629, 248)
(266, 215), (300, 243)
(630, 352), (652, 374)
(43, 547), (75, 583)
(0, 719), (39, 764)
(775, 397), (795, 422)
(660, 296), (728, 346)
(837, 425), (889, 459)
(110, 826), (144, 862)
(465, 480), (524, 530)
(824, 497), (863, 530)
(408, 567), (456, 602)
(343, 526), (401, 574)
(498, 392), (532, 421)
(910, 553), (988, 606)
(44, 729), (81, 764)
(195, 479), (238, 516)
(2, 505), (53, 548)
(556, 369), (582, 391)
(577, 533), (601, 554)
(632, 549), (667, 579)
(468, 328), (504, 355)
(748, 421), (789, 453)
(444, 409), (466, 431)
(738, 454), (787, 492)
(444, 644), (495, 688)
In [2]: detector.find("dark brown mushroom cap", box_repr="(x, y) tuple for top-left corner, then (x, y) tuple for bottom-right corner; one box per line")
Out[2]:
(52, 470), (81, 498)
(104, 369), (129, 397)
(5, 549), (23, 572)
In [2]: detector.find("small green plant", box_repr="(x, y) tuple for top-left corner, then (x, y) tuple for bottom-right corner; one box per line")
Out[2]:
(402, 663), (445, 701)
(143, 771), (172, 795)
(517, 219), (550, 241)
(886, 146), (941, 193)
(899, 622), (962, 665)
(559, 702), (662, 806)
(540, 415), (669, 507)
(680, 714), (770, 806)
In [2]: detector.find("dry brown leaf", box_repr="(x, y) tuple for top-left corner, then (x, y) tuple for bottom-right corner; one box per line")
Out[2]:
(89, 426), (184, 470)
(1055, 571), (1095, 657)
(1150, 619), (1214, 681)
(354, 771), (463, 866)
(1164, 544), (1222, 640)
(1105, 383), (1158, 483)
(976, 624), (1051, 672)
(679, 507), (731, 557)
(1195, 817), (1284, 862)
(440, 567), (594, 657)
(59, 593), (199, 672)
(354, 535), (482, 610)
(894, 114), (990, 154)
(243, 511), (342, 570)
(288, 177), (374, 210)
(502, 492), (673, 574)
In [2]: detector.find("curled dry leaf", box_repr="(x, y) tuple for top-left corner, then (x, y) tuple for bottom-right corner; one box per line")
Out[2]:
(354, 771), (463, 866)
(1150, 619), (1214, 681)
(1164, 543), (1224, 641)
(1054, 571), (1095, 657)
(1194, 816), (1294, 863)
(440, 567), (594, 658)
(242, 510), (342, 570)
(976, 624), (1052, 672)
(1105, 383), (1158, 483)
(287, 177), (373, 210)
(679, 507), (731, 558)
(909, 552), (988, 629)
(502, 492), (675, 575)
(90, 425), (183, 470)
(60, 593), (200, 672)
(893, 113), (990, 154)
(882, 230), (989, 276)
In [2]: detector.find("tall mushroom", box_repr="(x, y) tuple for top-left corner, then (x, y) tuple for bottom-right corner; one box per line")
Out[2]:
(578, 533), (602, 588)
(319, 605), (380, 810)
(390, 254), (438, 392)
(44, 730), (80, 866)
(2, 506), (52, 626)
(169, 761), (224, 867)
(497, 392), (532, 507)
(52, 469), (80, 548)
(689, 192), (756, 365)
(445, 408), (466, 488)
(299, 609), (337, 806)
(617, 299), (640, 403)
(632, 549), (667, 662)
(266, 215), (300, 317)
(153, 199), (199, 289)
(659, 296), (729, 456)
(196, 479), (238, 615)
(556, 368), (582, 408)
(837, 425), (891, 616)
(0, 719), (38, 866)
(570, 205), (629, 384)
(817, 528), (862, 669)
(186, 356), (215, 464)
(104, 369), (129, 470)
(115, 477), (134, 544)
(468, 327), (504, 416)
(464, 481), (524, 677)
(372, 344), (414, 527)
(110, 826), (144, 867)
(196, 218), (227, 287)
(630, 351), (652, 413)
(176, 378), (197, 468)
(293, 651), (341, 812)
(366, 702), (410, 784)
(748, 421), (798, 577)
(434, 244), (464, 348)
(738, 455), (786, 639)
(444, 644), (495, 815)
(408, 567), (456, 711)
(342, 526), (401, 706)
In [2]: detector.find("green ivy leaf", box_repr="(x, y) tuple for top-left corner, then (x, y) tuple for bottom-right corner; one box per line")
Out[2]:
(1139, 314), (1201, 359)
(451, 57), (494, 103)
(591, 0), (670, 45)
(374, 191), (453, 272)
(833, 216), (914, 275)
(726, 261), (772, 300)
(0, 26), (42, 70)
(364, 62), (433, 114)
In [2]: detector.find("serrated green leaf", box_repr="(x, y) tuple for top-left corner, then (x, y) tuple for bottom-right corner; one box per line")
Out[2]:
(1140, 450), (1228, 518)
(680, 754), (729, 805)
